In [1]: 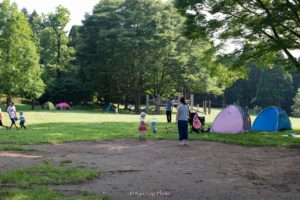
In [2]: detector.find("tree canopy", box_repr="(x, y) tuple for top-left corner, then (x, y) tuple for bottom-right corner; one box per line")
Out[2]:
(77, 0), (226, 111)
(175, 0), (300, 71)
(0, 0), (44, 104)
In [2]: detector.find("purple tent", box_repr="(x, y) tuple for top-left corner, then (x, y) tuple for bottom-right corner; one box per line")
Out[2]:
(210, 105), (251, 134)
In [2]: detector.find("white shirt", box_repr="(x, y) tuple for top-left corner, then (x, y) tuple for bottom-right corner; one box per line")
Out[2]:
(7, 106), (16, 118)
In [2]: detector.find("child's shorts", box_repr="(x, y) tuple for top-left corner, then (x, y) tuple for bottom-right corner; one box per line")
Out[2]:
(0, 120), (3, 126)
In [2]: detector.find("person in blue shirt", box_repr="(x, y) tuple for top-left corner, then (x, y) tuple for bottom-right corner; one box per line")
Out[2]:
(165, 96), (172, 123)
(19, 112), (26, 129)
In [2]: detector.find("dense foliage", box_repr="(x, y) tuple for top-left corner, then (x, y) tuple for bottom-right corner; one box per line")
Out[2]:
(77, 0), (234, 111)
(0, 0), (300, 114)
(0, 0), (44, 105)
(175, 0), (300, 71)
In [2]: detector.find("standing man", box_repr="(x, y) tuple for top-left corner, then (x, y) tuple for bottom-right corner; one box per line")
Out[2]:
(166, 96), (172, 123)
(7, 102), (19, 130)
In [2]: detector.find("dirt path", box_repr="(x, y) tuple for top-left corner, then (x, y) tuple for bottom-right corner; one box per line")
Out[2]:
(1, 139), (300, 200)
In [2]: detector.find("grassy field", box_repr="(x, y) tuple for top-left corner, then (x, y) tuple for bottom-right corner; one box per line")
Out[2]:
(0, 104), (299, 147)
(0, 161), (108, 200)
(0, 104), (299, 199)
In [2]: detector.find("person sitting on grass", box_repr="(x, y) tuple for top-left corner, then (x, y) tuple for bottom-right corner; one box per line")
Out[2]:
(7, 102), (19, 130)
(0, 108), (8, 129)
(138, 112), (148, 140)
(19, 112), (26, 129)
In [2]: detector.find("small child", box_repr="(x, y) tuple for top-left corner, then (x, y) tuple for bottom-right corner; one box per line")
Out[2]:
(19, 112), (26, 129)
(138, 112), (147, 140)
(151, 118), (157, 134)
(0, 108), (8, 129)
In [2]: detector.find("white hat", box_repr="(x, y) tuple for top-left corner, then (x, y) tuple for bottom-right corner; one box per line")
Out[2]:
(140, 112), (146, 117)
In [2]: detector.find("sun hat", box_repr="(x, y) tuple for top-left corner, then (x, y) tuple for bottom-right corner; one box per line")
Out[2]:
(140, 112), (146, 117)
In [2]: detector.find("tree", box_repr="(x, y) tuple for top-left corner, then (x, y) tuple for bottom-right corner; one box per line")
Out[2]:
(0, 0), (44, 107)
(78, 0), (224, 111)
(253, 64), (294, 113)
(33, 6), (80, 104)
(292, 88), (300, 117)
(175, 0), (300, 71)
(225, 63), (261, 106)
(46, 5), (71, 77)
(78, 0), (182, 111)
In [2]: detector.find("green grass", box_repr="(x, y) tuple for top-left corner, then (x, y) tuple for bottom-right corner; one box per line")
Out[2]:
(0, 104), (299, 147)
(0, 162), (100, 186)
(198, 131), (300, 147)
(0, 159), (105, 200)
(61, 159), (73, 164)
(0, 145), (37, 151)
(0, 188), (110, 200)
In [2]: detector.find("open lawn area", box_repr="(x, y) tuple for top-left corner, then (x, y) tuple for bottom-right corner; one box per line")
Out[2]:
(0, 105), (299, 147)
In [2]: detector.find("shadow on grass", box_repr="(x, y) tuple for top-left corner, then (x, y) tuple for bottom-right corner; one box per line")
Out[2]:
(0, 121), (299, 147)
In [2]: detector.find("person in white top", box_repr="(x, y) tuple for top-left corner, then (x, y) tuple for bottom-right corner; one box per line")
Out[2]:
(7, 102), (19, 130)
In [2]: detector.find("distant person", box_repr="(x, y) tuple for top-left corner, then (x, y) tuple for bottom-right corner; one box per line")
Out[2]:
(138, 112), (148, 140)
(165, 97), (172, 123)
(19, 112), (26, 129)
(176, 97), (189, 146)
(7, 102), (19, 130)
(0, 108), (8, 129)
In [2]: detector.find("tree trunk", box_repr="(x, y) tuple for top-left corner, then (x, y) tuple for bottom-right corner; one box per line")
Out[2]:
(135, 94), (141, 113)
(31, 99), (35, 110)
(6, 94), (12, 109)
(124, 95), (128, 110)
(155, 94), (160, 113)
(57, 33), (61, 78)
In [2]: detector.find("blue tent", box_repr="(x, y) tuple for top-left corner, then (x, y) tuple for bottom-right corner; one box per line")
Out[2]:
(252, 107), (292, 132)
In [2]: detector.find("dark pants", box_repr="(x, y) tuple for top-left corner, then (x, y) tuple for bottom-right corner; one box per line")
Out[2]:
(20, 122), (26, 129)
(9, 118), (19, 129)
(0, 120), (8, 128)
(178, 120), (188, 141)
(166, 111), (171, 123)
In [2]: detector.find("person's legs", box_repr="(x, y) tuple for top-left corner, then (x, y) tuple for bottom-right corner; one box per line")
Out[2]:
(0, 120), (7, 129)
(178, 121), (184, 144)
(142, 131), (146, 140)
(166, 111), (172, 123)
(166, 111), (171, 123)
(182, 121), (189, 144)
(9, 118), (19, 130)
(20, 122), (26, 129)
